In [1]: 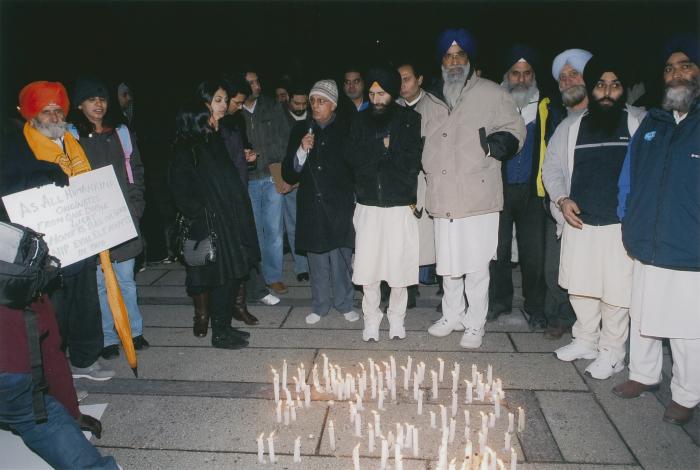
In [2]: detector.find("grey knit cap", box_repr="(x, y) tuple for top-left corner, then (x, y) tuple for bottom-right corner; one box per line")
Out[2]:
(309, 79), (338, 105)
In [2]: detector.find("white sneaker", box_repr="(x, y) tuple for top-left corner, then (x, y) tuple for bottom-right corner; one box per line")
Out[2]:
(259, 294), (280, 306)
(362, 318), (381, 342)
(585, 348), (624, 380)
(554, 339), (598, 362)
(459, 327), (484, 349)
(305, 313), (322, 325)
(388, 319), (406, 339)
(428, 317), (463, 337)
(343, 310), (360, 322)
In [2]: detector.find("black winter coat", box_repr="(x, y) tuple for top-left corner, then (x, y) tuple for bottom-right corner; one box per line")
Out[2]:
(344, 106), (422, 207)
(282, 117), (355, 253)
(168, 133), (260, 289)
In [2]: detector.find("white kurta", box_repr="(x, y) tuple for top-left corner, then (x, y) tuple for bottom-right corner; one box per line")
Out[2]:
(434, 212), (499, 277)
(352, 204), (419, 287)
(416, 171), (436, 266)
(631, 260), (700, 339)
(559, 223), (633, 308)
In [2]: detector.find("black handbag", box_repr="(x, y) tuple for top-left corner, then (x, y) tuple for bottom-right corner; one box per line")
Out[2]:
(179, 209), (217, 267)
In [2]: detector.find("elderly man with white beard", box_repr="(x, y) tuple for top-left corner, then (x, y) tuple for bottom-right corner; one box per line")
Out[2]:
(423, 28), (526, 348)
(614, 35), (700, 426)
(487, 45), (550, 331)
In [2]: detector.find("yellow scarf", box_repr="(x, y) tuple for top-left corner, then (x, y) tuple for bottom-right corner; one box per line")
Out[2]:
(23, 122), (91, 176)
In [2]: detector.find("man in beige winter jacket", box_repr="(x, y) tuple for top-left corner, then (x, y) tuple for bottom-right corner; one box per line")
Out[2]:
(423, 28), (526, 348)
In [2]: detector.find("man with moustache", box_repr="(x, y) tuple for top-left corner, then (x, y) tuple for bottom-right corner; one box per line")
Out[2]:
(342, 66), (369, 112)
(542, 56), (646, 379)
(423, 28), (526, 348)
(345, 66), (422, 341)
(488, 45), (549, 329)
(540, 48), (593, 339)
(614, 36), (700, 425)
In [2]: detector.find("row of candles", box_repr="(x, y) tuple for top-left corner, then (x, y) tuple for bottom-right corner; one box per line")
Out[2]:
(260, 355), (525, 468)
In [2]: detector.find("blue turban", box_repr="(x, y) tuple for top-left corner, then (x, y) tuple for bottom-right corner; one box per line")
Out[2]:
(504, 44), (539, 75)
(551, 48), (593, 81)
(662, 33), (699, 66)
(436, 28), (477, 60)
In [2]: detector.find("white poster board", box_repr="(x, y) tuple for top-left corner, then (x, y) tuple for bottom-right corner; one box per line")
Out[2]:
(2, 166), (137, 266)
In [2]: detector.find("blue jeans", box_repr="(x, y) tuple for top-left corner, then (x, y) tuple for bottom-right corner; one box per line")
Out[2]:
(96, 258), (144, 347)
(283, 188), (309, 275)
(0, 373), (118, 469)
(248, 177), (284, 283)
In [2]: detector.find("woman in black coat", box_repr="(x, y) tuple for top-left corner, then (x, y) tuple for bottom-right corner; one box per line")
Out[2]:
(168, 83), (260, 349)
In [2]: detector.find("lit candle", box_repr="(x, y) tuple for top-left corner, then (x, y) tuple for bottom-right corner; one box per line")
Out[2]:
(290, 402), (297, 422)
(300, 363), (306, 385)
(353, 443), (360, 470)
(378, 388), (385, 410)
(464, 424), (470, 440)
(293, 436), (301, 463)
(430, 410), (437, 428)
(394, 439), (403, 470)
(350, 402), (357, 424)
(407, 356), (413, 379)
(296, 393), (302, 409)
(284, 404), (290, 426)
(377, 369), (384, 398)
(380, 438), (389, 469)
(510, 447), (517, 470)
(452, 370), (459, 393)
(438, 358), (445, 382)
(312, 364), (320, 389)
(431, 370), (439, 400)
(451, 392), (458, 417)
(401, 365), (409, 390)
(305, 384), (311, 408)
(387, 431), (395, 450)
(518, 407), (525, 433)
(272, 369), (280, 403)
(322, 354), (328, 378)
(390, 355), (396, 379)
(481, 411), (487, 433)
(276, 401), (282, 423)
(494, 391), (500, 417)
(465, 440), (472, 460)
(449, 458), (457, 470)
(368, 358), (375, 380)
(418, 362), (426, 383)
(373, 410), (381, 435)
(371, 372), (377, 400)
(396, 423), (404, 448)
(404, 423), (412, 449)
(453, 363), (460, 388)
(464, 409), (470, 426)
(440, 404), (447, 429)
(508, 412), (515, 433)
(489, 412), (495, 428)
(412, 426), (419, 457)
(449, 418), (456, 443)
(478, 431), (485, 454)
(487, 364), (493, 386)
(471, 363), (477, 383)
(417, 390), (423, 415)
(356, 393), (363, 411)
(328, 419), (336, 451)
(257, 433), (265, 463)
(413, 372), (420, 401)
(285, 388), (292, 404)
(390, 380), (397, 402)
(504, 432), (511, 452)
(355, 412), (362, 437)
(368, 423), (375, 453)
(466, 380), (473, 403)
(267, 432), (276, 464)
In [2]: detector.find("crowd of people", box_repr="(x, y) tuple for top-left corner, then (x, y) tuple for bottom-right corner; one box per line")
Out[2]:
(0, 26), (698, 467)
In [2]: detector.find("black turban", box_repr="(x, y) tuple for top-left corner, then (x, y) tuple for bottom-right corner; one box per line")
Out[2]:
(365, 66), (401, 100)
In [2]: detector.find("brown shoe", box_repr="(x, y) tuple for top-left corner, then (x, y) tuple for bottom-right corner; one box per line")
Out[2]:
(267, 281), (288, 295)
(232, 283), (259, 325)
(543, 325), (571, 340)
(663, 401), (694, 426)
(612, 379), (660, 399)
(192, 291), (210, 337)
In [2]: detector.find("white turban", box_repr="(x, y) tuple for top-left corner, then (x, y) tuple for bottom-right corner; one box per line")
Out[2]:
(551, 48), (593, 81)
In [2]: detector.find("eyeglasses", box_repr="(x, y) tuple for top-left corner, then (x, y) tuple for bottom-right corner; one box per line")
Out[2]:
(39, 108), (65, 118)
(558, 70), (581, 82)
(443, 51), (468, 62)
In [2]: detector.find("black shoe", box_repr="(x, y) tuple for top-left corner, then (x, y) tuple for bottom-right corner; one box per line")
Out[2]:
(231, 328), (251, 339)
(78, 414), (102, 439)
(100, 345), (119, 360)
(133, 335), (150, 350)
(436, 301), (442, 313)
(528, 316), (547, 330)
(212, 328), (249, 349)
(486, 307), (511, 322)
(296, 272), (309, 282)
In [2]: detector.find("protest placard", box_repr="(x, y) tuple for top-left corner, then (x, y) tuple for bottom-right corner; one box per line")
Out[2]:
(2, 165), (137, 266)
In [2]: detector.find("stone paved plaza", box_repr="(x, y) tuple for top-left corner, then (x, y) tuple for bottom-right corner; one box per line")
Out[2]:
(77, 256), (699, 470)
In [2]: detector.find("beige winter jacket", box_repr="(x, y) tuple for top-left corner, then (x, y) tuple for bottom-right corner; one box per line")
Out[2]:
(422, 75), (526, 219)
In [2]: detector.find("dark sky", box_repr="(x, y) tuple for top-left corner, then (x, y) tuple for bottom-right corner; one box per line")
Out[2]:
(1, 0), (697, 134)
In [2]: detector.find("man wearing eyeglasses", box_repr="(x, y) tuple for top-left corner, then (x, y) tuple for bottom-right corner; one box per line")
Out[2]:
(422, 28), (526, 349)
(542, 56), (646, 379)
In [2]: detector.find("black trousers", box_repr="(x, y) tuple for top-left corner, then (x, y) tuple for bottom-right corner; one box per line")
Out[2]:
(543, 215), (576, 327)
(50, 256), (103, 368)
(489, 184), (546, 317)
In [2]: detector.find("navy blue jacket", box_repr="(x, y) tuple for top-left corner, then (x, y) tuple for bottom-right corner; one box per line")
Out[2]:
(618, 101), (700, 271)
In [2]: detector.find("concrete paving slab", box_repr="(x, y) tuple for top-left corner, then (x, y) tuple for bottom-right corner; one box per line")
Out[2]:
(574, 362), (700, 469)
(93, 347), (316, 383)
(138, 285), (189, 300)
(536, 391), (635, 464)
(506, 390), (563, 462)
(153, 269), (187, 286)
(518, 465), (640, 470)
(135, 269), (168, 286)
(309, 351), (587, 391)
(142, 327), (515, 353)
(140, 304), (290, 329)
(510, 332), (572, 353)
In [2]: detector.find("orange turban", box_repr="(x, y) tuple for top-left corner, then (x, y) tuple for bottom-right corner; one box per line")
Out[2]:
(18, 81), (70, 121)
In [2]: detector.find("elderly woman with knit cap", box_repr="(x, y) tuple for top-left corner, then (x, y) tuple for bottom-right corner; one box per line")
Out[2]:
(282, 79), (357, 325)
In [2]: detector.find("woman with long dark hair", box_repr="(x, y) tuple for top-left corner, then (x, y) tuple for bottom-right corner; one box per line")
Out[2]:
(169, 81), (260, 349)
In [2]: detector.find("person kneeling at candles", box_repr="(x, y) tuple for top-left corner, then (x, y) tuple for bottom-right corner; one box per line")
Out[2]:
(282, 80), (358, 325)
(344, 66), (422, 341)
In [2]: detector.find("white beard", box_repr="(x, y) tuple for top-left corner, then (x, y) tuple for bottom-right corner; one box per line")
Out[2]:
(503, 77), (539, 109)
(32, 118), (68, 139)
(662, 77), (700, 113)
(442, 64), (470, 109)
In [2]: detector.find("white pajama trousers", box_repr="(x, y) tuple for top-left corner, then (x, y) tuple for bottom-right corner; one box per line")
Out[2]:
(362, 282), (407, 323)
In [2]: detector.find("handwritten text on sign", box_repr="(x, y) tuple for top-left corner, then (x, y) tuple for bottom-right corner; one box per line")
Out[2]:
(2, 165), (137, 266)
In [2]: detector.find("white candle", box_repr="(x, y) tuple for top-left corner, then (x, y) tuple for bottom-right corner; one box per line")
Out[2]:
(465, 440), (472, 460)
(394, 439), (403, 470)
(404, 423), (412, 449)
(466, 380), (473, 403)
(356, 393), (363, 411)
(322, 354), (328, 378)
(312, 364), (320, 389)
(267, 432), (276, 464)
(387, 431), (395, 450)
(510, 447), (517, 470)
(471, 363), (477, 383)
(293, 436), (301, 463)
(377, 369), (384, 397)
(373, 410), (381, 436)
(282, 360), (288, 388)
(413, 372), (420, 401)
(478, 431), (485, 454)
(328, 419), (336, 451)
(464, 424), (470, 440)
(518, 407), (525, 433)
(449, 458), (457, 470)
(489, 412), (495, 428)
(440, 404), (447, 429)
(494, 392), (500, 417)
(464, 409), (470, 426)
(412, 426), (419, 457)
(296, 393), (302, 409)
(355, 412), (362, 437)
(353, 443), (360, 470)
(390, 355), (396, 379)
(368, 423), (375, 453)
(452, 370), (459, 393)
(275, 401), (282, 423)
(431, 370), (439, 400)
(504, 432), (511, 452)
(451, 392), (458, 417)
(417, 390), (424, 415)
(407, 356), (412, 377)
(487, 364), (493, 386)
(285, 388), (292, 404)
(401, 365), (409, 390)
(449, 418), (456, 443)
(453, 363), (460, 388)
(380, 438), (389, 470)
(430, 410), (437, 428)
(437, 357), (445, 382)
(257, 433), (265, 463)
(418, 362), (426, 383)
(508, 412), (515, 433)
(300, 363), (306, 385)
(378, 388), (385, 410)
(350, 402), (357, 424)
(305, 384), (311, 408)
(481, 411), (487, 433)
(390, 380), (397, 402)
(284, 405), (290, 426)
(368, 358), (375, 380)
(273, 370), (280, 403)
(396, 423), (404, 448)
(290, 402), (297, 422)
